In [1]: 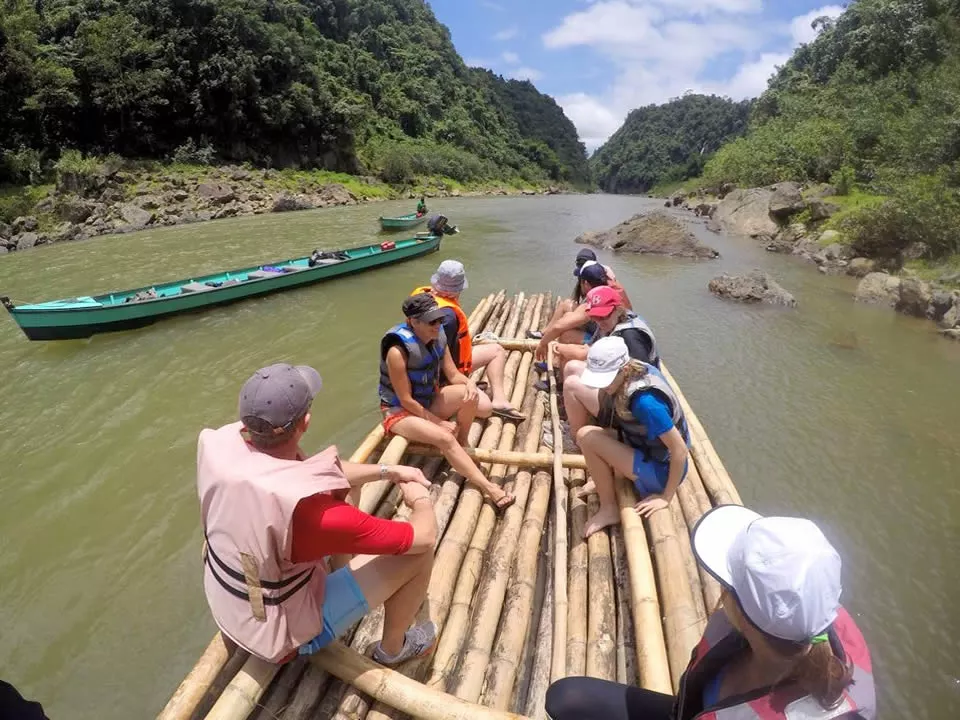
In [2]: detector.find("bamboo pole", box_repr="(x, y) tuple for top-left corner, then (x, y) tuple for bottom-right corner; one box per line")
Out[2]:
(404, 445), (587, 470)
(547, 343), (568, 684)
(311, 678), (349, 719)
(614, 481), (672, 694)
(156, 634), (235, 720)
(508, 520), (548, 714)
(670, 497), (708, 626)
(479, 464), (552, 710)
(610, 525), (638, 686)
(675, 464), (721, 620)
(521, 517), (554, 720)
(309, 644), (529, 720)
(275, 663), (331, 720)
(645, 499), (704, 690)
(203, 655), (278, 720)
(659, 364), (742, 507)
(565, 471), (588, 677)
(586, 494), (616, 681)
(250, 658), (308, 720)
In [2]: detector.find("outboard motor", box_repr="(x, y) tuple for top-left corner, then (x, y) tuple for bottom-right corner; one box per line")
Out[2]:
(427, 214), (448, 234)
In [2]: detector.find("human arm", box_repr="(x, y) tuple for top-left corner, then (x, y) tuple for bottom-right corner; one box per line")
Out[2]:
(385, 345), (447, 424)
(629, 394), (688, 517)
(553, 343), (589, 363)
(440, 346), (478, 402)
(341, 462), (431, 489)
(536, 304), (591, 359)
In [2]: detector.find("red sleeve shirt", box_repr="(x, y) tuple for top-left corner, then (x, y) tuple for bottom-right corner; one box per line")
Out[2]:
(290, 493), (414, 563)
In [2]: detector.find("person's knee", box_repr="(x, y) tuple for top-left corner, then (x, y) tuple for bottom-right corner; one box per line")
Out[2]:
(558, 299), (575, 313)
(435, 432), (458, 452)
(576, 424), (599, 448)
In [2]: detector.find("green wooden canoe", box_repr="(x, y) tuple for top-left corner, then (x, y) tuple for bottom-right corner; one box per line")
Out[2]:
(1, 234), (441, 341)
(379, 212), (427, 230)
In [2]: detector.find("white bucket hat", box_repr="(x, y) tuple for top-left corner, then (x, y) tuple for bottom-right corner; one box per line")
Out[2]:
(581, 336), (630, 389)
(692, 506), (842, 643)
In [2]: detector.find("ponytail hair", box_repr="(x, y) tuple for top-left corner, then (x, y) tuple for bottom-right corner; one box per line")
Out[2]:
(765, 631), (855, 709)
(612, 359), (648, 419)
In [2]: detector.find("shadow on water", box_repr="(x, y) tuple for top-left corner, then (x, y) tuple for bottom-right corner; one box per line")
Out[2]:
(0, 195), (958, 719)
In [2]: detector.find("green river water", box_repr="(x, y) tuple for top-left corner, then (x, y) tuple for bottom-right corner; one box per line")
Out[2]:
(0, 195), (957, 719)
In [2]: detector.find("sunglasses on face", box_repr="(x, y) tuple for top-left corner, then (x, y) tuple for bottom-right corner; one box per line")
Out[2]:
(428, 318), (444, 326)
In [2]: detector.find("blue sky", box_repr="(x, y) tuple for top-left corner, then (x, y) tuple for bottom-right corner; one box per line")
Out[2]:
(429, 0), (848, 151)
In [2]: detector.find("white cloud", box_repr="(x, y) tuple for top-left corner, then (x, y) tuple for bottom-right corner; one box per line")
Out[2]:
(508, 66), (543, 82)
(544, 1), (845, 149)
(502, 51), (520, 65)
(494, 25), (519, 41)
(790, 5), (845, 45)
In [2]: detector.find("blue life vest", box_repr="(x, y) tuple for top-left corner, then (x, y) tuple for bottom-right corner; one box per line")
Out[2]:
(378, 323), (446, 408)
(613, 363), (688, 463)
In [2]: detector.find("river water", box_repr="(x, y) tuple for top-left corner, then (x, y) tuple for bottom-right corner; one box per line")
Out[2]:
(0, 196), (957, 719)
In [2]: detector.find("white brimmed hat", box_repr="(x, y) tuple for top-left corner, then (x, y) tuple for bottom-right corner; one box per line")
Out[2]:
(581, 336), (630, 389)
(692, 506), (842, 643)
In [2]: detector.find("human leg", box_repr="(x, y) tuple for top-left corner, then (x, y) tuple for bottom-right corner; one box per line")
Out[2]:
(545, 677), (675, 720)
(577, 426), (638, 537)
(426, 384), (479, 444)
(562, 373), (600, 438)
(471, 344), (523, 416)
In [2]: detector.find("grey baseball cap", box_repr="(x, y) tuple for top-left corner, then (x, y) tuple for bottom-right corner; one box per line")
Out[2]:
(238, 363), (322, 435)
(431, 260), (468, 294)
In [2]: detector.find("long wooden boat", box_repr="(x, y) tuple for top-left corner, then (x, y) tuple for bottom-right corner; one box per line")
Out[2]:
(157, 289), (743, 720)
(380, 212), (427, 231)
(1, 235), (441, 341)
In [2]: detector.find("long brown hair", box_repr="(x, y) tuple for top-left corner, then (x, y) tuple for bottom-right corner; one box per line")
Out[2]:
(611, 359), (649, 419)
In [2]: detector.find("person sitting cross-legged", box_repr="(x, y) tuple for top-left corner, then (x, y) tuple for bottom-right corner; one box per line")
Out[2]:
(379, 293), (516, 514)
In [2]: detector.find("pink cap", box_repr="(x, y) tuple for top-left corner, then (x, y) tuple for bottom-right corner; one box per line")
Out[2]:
(585, 285), (621, 318)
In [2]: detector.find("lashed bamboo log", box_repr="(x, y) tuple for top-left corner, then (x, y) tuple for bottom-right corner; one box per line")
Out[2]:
(312, 678), (349, 719)
(275, 663), (330, 720)
(364, 296), (542, 720)
(203, 655), (278, 720)
(521, 518), (554, 720)
(565, 477), (588, 677)
(432, 378), (542, 694)
(156, 634), (235, 720)
(614, 481), (672, 694)
(610, 525), (638, 686)
(309, 643), (528, 720)
(250, 658), (308, 720)
(660, 364), (742, 506)
(547, 343), (568, 683)
(508, 517), (548, 714)
(479, 464), (552, 710)
(404, 445), (587, 469)
(645, 498), (704, 690)
(586, 494), (616, 681)
(669, 497), (707, 628)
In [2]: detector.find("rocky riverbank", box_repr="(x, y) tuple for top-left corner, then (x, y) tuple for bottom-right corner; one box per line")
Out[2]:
(0, 165), (565, 256)
(666, 183), (960, 341)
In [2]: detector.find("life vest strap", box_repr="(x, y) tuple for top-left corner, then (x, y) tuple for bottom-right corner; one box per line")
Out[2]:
(240, 553), (267, 622)
(204, 549), (315, 609)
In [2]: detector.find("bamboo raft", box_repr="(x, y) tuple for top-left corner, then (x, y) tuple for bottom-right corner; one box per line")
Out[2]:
(158, 290), (743, 720)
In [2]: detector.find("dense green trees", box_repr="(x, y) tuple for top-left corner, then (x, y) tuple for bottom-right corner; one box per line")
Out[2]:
(0, 0), (587, 186)
(590, 94), (751, 193)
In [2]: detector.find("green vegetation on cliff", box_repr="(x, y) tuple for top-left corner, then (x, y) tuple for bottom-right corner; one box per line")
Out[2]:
(0, 0), (587, 187)
(702, 0), (960, 261)
(590, 94), (751, 194)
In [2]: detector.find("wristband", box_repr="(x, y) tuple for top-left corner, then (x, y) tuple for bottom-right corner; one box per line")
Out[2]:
(412, 496), (432, 506)
(380, 464), (389, 481)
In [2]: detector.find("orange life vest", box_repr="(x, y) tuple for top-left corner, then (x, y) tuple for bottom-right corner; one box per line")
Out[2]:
(411, 285), (472, 374)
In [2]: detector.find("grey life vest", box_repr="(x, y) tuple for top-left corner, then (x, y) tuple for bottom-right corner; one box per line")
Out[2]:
(611, 312), (660, 368)
(613, 363), (687, 463)
(378, 323), (446, 408)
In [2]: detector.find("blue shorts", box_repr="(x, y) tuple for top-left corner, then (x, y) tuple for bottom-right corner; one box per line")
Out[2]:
(632, 453), (688, 495)
(298, 567), (370, 655)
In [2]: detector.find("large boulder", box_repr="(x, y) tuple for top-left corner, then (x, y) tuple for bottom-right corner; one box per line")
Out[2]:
(56, 198), (95, 224)
(16, 232), (39, 250)
(0, 221), (11, 240)
(855, 273), (901, 308)
(317, 183), (356, 206)
(708, 270), (797, 307)
(718, 182), (737, 199)
(575, 212), (719, 259)
(768, 182), (805, 220)
(896, 278), (932, 318)
(940, 328), (960, 341)
(120, 204), (153, 229)
(713, 188), (779, 238)
(272, 194), (314, 213)
(938, 302), (960, 330)
(197, 182), (236, 205)
(846, 258), (876, 278)
(693, 202), (717, 217)
(13, 216), (38, 234)
(927, 290), (955, 322)
(807, 199), (838, 222)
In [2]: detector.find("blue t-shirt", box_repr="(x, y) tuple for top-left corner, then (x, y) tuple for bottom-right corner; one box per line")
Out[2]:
(629, 392), (675, 440)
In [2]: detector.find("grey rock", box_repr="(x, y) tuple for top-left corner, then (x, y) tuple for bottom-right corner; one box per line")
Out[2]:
(272, 194), (314, 212)
(939, 328), (960, 341)
(708, 270), (797, 307)
(120, 204), (153, 229)
(213, 203), (239, 219)
(52, 222), (82, 243)
(718, 182), (737, 199)
(172, 190), (190, 202)
(196, 210), (213, 222)
(818, 230), (842, 246)
(807, 199), (838, 222)
(896, 278), (933, 318)
(938, 270), (960, 285)
(902, 241), (930, 261)
(693, 202), (717, 217)
(0, 246), (7, 255)
(765, 239), (795, 253)
(574, 230), (604, 248)
(808, 183), (838, 199)
(34, 196), (56, 214)
(13, 216), (39, 234)
(713, 188), (779, 238)
(16, 232), (39, 250)
(99, 187), (125, 204)
(0, 222), (11, 239)
(136, 195), (162, 210)
(670, 194), (684, 207)
(197, 182), (236, 205)
(938, 302), (960, 330)
(664, 200), (671, 208)
(56, 198), (95, 224)
(575, 212), (719, 259)
(768, 182), (805, 219)
(230, 168), (251, 181)
(846, 258), (876, 278)
(781, 223), (807, 244)
(927, 290), (955, 322)
(855, 272), (901, 308)
(317, 183), (356, 206)
(706, 218), (722, 233)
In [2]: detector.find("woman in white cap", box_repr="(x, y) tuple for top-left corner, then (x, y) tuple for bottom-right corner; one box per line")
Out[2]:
(544, 506), (876, 720)
(575, 336), (689, 538)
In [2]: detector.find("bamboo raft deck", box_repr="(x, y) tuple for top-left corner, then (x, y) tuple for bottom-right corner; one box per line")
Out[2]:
(159, 290), (744, 720)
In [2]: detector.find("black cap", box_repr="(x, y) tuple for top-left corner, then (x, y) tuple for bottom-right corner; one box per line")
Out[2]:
(574, 248), (598, 276)
(579, 261), (608, 287)
(403, 293), (446, 322)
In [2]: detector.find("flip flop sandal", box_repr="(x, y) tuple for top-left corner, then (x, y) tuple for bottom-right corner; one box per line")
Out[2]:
(526, 330), (544, 340)
(487, 492), (517, 516)
(491, 406), (527, 422)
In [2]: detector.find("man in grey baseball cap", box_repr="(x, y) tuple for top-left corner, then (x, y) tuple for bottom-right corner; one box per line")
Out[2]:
(196, 362), (441, 667)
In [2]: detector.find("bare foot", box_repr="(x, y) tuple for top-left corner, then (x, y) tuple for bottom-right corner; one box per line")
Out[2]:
(583, 505), (620, 538)
(576, 480), (596, 499)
